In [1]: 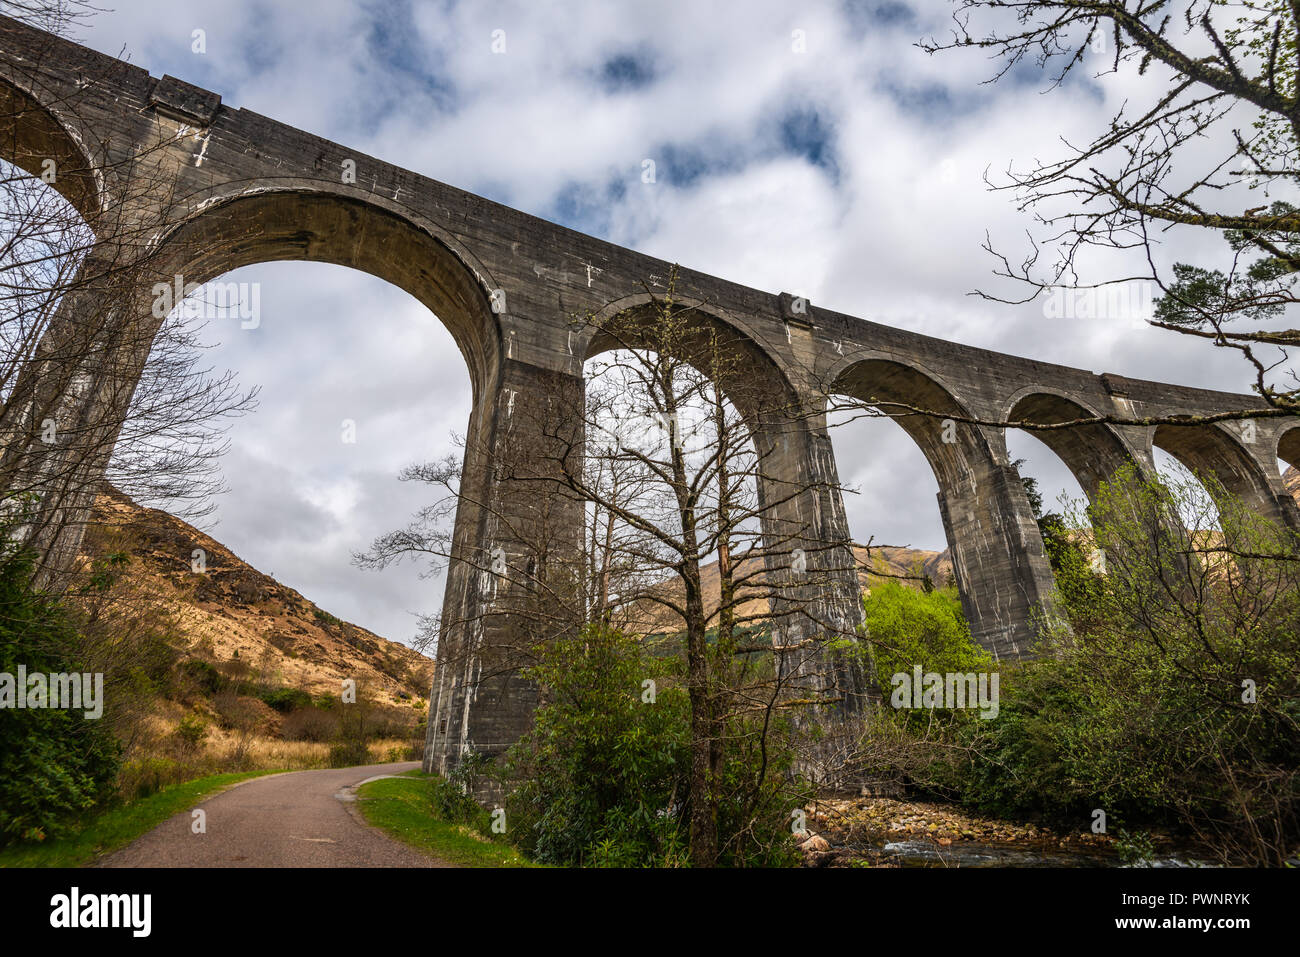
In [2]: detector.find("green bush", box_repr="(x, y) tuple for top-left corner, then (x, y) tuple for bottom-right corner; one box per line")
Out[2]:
(505, 624), (690, 866)
(259, 686), (313, 714)
(504, 623), (801, 867)
(861, 580), (994, 733)
(180, 658), (227, 696)
(0, 540), (120, 845)
(944, 467), (1300, 863)
(851, 467), (1300, 864)
(428, 757), (493, 831)
(174, 712), (209, 752)
(862, 580), (990, 678)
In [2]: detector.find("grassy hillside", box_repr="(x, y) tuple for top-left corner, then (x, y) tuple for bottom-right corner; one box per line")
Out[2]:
(74, 487), (435, 799)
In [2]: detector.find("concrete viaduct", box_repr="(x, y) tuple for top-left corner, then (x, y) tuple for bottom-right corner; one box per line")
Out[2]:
(1, 16), (1297, 773)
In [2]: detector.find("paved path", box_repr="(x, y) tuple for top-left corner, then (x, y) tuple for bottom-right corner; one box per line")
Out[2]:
(100, 762), (448, 868)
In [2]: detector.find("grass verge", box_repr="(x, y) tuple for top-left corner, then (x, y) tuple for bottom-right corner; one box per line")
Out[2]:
(0, 769), (282, 868)
(356, 772), (538, 868)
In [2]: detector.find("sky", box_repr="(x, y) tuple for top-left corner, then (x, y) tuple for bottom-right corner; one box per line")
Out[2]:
(51, 0), (1294, 646)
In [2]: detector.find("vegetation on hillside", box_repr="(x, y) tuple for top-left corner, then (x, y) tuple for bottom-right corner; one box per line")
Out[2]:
(855, 466), (1300, 865)
(0, 497), (431, 852)
(0, 537), (119, 844)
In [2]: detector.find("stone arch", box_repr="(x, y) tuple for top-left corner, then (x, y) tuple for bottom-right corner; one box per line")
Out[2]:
(1152, 421), (1295, 528)
(0, 74), (101, 221)
(1003, 390), (1138, 500)
(148, 189), (502, 396)
(64, 187), (523, 773)
(579, 293), (802, 422)
(579, 295), (815, 570)
(831, 357), (990, 490)
(828, 357), (1058, 660)
(1277, 421), (1300, 473)
(581, 295), (871, 711)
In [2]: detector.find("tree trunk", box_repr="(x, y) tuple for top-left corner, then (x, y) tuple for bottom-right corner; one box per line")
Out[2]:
(679, 451), (716, 865)
(684, 576), (717, 867)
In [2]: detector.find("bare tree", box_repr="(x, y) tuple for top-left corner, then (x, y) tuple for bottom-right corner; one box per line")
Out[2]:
(0, 1), (96, 36)
(913, 0), (1299, 424)
(361, 270), (874, 866)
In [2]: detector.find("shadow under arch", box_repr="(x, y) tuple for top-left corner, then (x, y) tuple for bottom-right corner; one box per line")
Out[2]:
(1277, 421), (1300, 474)
(148, 190), (502, 397)
(1004, 391), (1138, 501)
(580, 295), (802, 427)
(0, 75), (100, 222)
(1152, 421), (1294, 528)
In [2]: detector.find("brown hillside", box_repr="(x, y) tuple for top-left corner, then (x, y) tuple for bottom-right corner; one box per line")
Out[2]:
(84, 486), (432, 708)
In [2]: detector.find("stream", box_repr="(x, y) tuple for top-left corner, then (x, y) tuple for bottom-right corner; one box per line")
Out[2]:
(839, 836), (1209, 868)
(806, 796), (1215, 868)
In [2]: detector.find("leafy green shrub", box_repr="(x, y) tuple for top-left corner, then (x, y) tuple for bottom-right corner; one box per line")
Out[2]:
(586, 807), (689, 868)
(1113, 828), (1156, 865)
(428, 765), (491, 831)
(0, 540), (120, 845)
(504, 623), (801, 867)
(259, 686), (312, 714)
(174, 712), (209, 752)
(180, 658), (227, 696)
(505, 624), (689, 866)
(862, 580), (990, 678)
(942, 467), (1300, 864)
(861, 580), (994, 734)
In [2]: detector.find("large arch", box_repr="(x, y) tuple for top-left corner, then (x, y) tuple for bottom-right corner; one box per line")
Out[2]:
(829, 357), (1058, 660)
(581, 297), (872, 715)
(1004, 390), (1139, 501)
(579, 294), (800, 421)
(148, 190), (502, 396)
(15, 185), (550, 772)
(0, 74), (101, 222)
(832, 357), (983, 488)
(0, 72), (117, 588)
(1153, 421), (1299, 530)
(1277, 421), (1300, 474)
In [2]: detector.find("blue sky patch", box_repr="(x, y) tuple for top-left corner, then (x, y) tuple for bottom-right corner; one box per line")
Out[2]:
(776, 106), (837, 178)
(598, 50), (658, 93)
